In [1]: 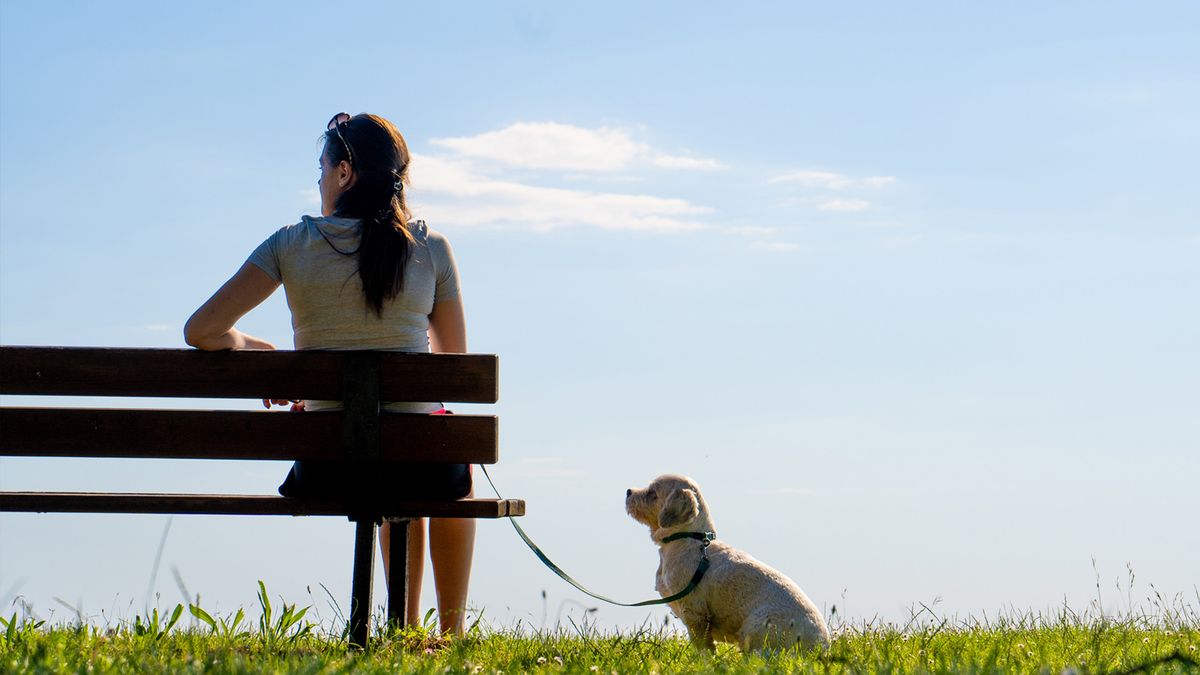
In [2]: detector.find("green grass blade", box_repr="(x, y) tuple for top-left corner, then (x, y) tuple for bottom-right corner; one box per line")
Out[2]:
(189, 604), (216, 631)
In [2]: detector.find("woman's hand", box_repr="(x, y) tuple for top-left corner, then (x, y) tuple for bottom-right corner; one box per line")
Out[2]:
(262, 398), (304, 411)
(240, 335), (277, 350)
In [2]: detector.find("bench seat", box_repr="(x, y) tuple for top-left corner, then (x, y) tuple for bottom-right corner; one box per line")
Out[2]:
(0, 492), (525, 518)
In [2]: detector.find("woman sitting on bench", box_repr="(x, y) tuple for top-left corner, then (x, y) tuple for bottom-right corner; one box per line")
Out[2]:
(184, 112), (475, 635)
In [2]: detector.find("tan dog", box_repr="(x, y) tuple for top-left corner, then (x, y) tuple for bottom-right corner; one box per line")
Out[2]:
(625, 474), (830, 651)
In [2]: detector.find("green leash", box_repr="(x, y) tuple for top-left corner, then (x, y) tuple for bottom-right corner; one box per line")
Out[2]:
(479, 465), (713, 607)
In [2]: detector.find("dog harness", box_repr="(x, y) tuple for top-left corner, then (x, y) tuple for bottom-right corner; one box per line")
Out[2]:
(656, 530), (716, 602)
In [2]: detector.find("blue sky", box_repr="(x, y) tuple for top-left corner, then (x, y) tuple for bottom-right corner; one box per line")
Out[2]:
(1, 2), (1197, 631)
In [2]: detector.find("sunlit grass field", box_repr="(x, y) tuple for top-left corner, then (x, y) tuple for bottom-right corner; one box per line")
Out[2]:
(2, 582), (1197, 673)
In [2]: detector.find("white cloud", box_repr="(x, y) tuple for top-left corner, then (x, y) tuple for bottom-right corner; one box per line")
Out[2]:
(651, 154), (726, 170)
(767, 169), (894, 214)
(769, 170), (896, 190)
(818, 199), (872, 212)
(769, 170), (856, 190)
(429, 122), (725, 173)
(408, 153), (710, 232)
(729, 225), (778, 237)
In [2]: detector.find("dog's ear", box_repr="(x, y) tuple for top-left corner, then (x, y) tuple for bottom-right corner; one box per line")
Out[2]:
(658, 488), (699, 529)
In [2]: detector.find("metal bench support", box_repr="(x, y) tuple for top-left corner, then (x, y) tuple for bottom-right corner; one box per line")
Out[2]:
(349, 518), (377, 649)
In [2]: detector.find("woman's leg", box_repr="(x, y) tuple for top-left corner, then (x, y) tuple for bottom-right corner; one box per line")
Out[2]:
(428, 490), (476, 635)
(380, 518), (425, 626)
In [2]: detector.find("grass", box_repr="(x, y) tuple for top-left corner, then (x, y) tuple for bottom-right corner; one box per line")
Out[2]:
(2, 584), (1198, 673)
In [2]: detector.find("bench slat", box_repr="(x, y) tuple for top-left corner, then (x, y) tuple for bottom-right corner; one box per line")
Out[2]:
(0, 408), (499, 463)
(0, 347), (499, 403)
(0, 492), (525, 518)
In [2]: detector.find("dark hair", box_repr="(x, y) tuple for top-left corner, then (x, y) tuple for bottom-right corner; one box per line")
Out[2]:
(323, 113), (414, 317)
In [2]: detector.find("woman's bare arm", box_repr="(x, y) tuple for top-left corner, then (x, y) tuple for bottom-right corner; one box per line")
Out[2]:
(428, 296), (467, 354)
(184, 262), (280, 351)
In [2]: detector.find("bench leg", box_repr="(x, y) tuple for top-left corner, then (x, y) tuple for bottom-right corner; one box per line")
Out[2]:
(386, 518), (411, 629)
(349, 519), (376, 649)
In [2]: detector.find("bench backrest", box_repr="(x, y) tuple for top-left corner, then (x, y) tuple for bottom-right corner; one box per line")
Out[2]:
(0, 346), (499, 464)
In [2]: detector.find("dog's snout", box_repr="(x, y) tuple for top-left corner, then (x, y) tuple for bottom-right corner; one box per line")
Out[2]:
(626, 488), (633, 497)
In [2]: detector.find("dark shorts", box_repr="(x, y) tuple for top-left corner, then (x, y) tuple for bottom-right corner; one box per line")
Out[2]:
(277, 459), (472, 501)
(276, 406), (472, 501)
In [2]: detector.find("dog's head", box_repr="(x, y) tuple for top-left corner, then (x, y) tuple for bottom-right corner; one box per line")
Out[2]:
(625, 474), (716, 543)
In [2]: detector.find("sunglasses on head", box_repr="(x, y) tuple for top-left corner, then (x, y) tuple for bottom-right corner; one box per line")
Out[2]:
(327, 112), (354, 167)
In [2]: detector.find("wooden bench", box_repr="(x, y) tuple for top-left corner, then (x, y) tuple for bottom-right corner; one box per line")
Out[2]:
(0, 346), (524, 648)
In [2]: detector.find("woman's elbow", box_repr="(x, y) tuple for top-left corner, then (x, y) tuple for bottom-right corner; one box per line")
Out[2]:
(183, 316), (218, 350)
(183, 317), (201, 348)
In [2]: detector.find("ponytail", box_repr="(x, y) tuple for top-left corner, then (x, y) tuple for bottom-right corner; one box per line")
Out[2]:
(323, 115), (415, 318)
(357, 183), (411, 317)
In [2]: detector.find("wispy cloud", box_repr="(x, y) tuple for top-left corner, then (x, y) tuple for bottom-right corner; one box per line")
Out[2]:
(817, 198), (871, 212)
(409, 153), (711, 232)
(650, 154), (725, 171)
(769, 170), (855, 190)
(429, 122), (725, 173)
(769, 168), (896, 214)
(729, 225), (778, 237)
(769, 170), (895, 190)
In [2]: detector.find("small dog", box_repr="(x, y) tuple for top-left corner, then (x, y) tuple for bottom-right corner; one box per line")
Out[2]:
(625, 474), (830, 651)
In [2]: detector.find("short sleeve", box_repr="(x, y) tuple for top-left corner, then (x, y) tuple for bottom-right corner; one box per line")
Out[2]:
(429, 231), (461, 303)
(246, 228), (284, 283)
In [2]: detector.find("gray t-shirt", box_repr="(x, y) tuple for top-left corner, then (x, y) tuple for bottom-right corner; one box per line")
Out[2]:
(247, 215), (460, 412)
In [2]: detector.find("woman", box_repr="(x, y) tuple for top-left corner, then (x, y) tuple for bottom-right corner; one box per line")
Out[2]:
(184, 113), (475, 635)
